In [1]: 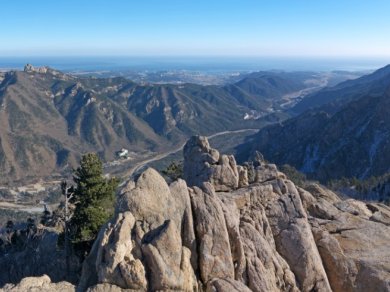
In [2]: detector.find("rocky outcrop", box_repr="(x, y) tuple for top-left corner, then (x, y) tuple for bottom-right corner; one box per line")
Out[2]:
(0, 275), (75, 292)
(24, 63), (49, 74)
(189, 184), (235, 282)
(300, 186), (390, 292)
(7, 135), (389, 291)
(78, 168), (197, 291)
(75, 136), (390, 291)
(183, 135), (244, 191)
(23, 63), (66, 76)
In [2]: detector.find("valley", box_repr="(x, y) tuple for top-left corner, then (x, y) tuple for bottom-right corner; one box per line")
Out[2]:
(117, 128), (260, 180)
(0, 65), (358, 185)
(0, 63), (386, 225)
(0, 128), (259, 224)
(279, 74), (329, 109)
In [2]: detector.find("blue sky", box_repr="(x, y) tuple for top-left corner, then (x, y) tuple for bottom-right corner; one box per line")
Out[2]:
(1, 0), (390, 57)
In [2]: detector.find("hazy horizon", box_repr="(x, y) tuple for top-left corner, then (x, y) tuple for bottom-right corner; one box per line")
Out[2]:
(0, 56), (389, 72)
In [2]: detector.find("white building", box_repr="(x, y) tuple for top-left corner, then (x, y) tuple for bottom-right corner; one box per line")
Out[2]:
(116, 148), (129, 159)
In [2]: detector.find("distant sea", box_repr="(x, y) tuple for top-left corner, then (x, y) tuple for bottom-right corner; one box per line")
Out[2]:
(0, 56), (388, 72)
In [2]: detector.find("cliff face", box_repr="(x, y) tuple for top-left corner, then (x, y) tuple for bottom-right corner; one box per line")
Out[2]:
(2, 136), (390, 292)
(77, 136), (390, 292)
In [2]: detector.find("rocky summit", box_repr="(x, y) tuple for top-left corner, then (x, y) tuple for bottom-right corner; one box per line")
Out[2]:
(2, 136), (390, 292)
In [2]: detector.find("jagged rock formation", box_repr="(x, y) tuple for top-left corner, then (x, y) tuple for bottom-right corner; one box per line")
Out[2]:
(0, 275), (74, 292)
(2, 136), (388, 291)
(24, 63), (48, 74)
(78, 168), (198, 291)
(183, 135), (243, 190)
(75, 136), (390, 291)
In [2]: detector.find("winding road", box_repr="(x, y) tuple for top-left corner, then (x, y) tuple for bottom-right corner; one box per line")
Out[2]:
(120, 128), (259, 183)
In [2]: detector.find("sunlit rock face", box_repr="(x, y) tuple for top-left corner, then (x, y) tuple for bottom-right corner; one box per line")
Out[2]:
(10, 136), (389, 292)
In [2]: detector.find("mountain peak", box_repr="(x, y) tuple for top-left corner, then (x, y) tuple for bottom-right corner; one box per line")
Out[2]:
(23, 63), (66, 78)
(24, 63), (49, 74)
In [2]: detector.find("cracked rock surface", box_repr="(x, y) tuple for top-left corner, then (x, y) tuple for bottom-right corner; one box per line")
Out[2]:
(9, 136), (389, 292)
(77, 136), (389, 291)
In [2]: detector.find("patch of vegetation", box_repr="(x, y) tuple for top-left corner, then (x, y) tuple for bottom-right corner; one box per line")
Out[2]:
(161, 161), (183, 182)
(0, 209), (40, 229)
(124, 116), (141, 143)
(7, 99), (31, 132)
(12, 136), (38, 169)
(327, 173), (390, 204)
(80, 106), (99, 145)
(280, 164), (309, 188)
(0, 217), (41, 255)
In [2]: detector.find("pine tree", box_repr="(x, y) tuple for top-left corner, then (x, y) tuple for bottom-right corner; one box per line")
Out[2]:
(70, 153), (118, 243)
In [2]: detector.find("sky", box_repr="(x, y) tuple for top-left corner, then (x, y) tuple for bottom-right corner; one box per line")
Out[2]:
(1, 0), (390, 58)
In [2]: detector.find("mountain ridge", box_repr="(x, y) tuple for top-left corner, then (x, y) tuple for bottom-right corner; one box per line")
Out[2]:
(0, 66), (318, 183)
(293, 64), (390, 114)
(239, 64), (390, 182)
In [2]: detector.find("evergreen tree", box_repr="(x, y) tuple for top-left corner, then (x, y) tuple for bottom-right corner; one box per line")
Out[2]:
(70, 153), (118, 243)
